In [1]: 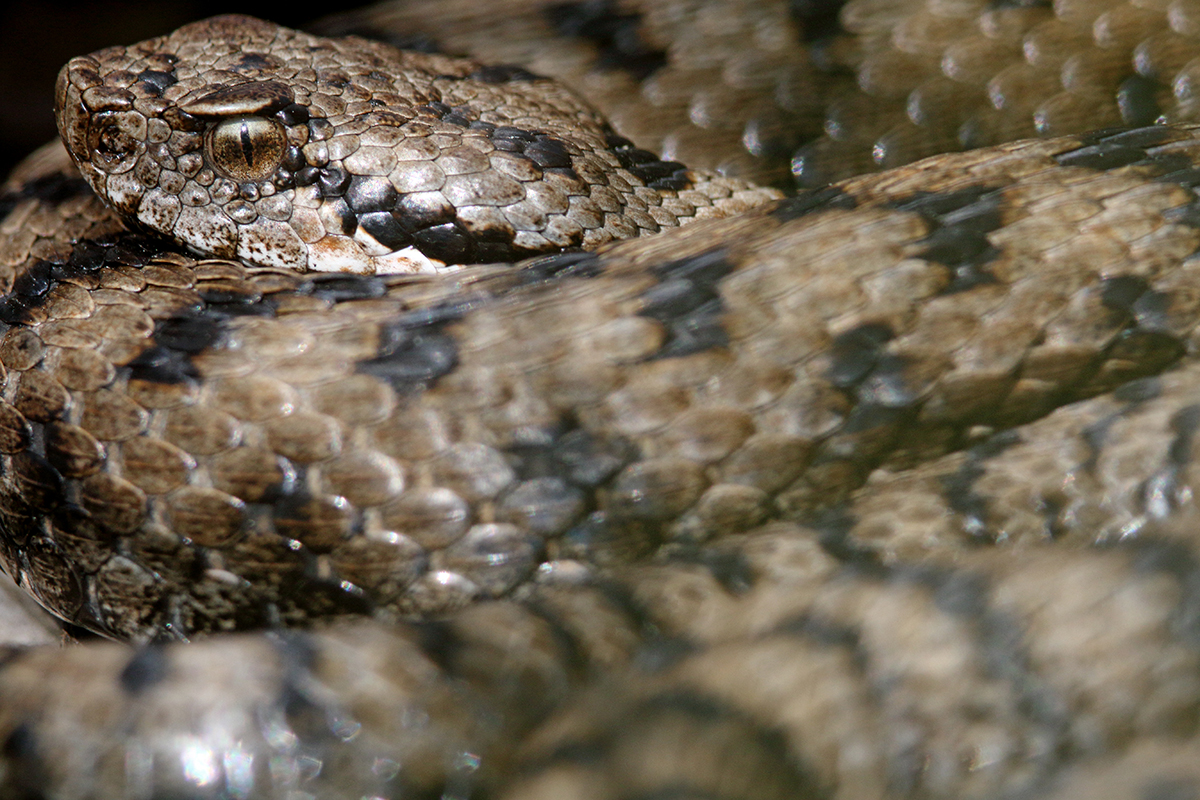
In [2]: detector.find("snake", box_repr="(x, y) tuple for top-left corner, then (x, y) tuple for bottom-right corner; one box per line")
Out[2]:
(9, 1), (1200, 798)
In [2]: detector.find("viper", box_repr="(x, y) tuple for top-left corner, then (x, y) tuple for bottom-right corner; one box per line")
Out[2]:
(4, 2), (1200, 799)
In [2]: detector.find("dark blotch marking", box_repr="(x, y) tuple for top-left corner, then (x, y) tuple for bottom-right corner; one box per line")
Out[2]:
(276, 103), (310, 127)
(1055, 126), (1185, 175)
(1123, 538), (1200, 647)
(667, 546), (756, 594)
(1138, 404), (1200, 520)
(411, 619), (462, 672)
(538, 428), (638, 487)
(470, 64), (543, 83)
(1143, 778), (1200, 800)
(1057, 142), (1151, 170)
(0, 171), (93, 225)
(827, 322), (894, 389)
(1101, 274), (1151, 314)
(1094, 275), (1185, 381)
(513, 251), (605, 284)
(914, 562), (1070, 736)
(788, 0), (850, 42)
(771, 185), (857, 222)
(119, 645), (170, 694)
(1114, 376), (1163, 403)
(1118, 75), (1165, 128)
(1, 722), (47, 791)
(299, 273), (386, 303)
(545, 0), (668, 80)
(0, 234), (172, 325)
(889, 186), (1005, 293)
(937, 431), (1022, 541)
(635, 248), (736, 358)
(355, 299), (480, 392)
(133, 68), (177, 96)
(345, 175), (400, 215)
(316, 166), (350, 198)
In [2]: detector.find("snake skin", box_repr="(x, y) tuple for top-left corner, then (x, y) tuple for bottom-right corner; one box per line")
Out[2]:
(8, 2), (1200, 799)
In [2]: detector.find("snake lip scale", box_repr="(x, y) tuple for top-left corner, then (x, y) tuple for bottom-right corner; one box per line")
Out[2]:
(6, 4), (1200, 799)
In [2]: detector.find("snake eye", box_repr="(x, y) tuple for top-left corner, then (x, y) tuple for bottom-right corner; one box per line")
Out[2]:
(88, 111), (146, 173)
(206, 116), (286, 182)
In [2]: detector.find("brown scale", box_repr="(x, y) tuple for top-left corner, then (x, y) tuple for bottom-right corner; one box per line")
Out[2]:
(9, 7), (1200, 800)
(329, 0), (1200, 187)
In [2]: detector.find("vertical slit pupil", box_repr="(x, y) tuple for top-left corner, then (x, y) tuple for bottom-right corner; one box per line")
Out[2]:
(239, 121), (255, 166)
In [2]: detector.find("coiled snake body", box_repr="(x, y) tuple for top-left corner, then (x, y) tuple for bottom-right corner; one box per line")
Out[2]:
(8, 2), (1200, 798)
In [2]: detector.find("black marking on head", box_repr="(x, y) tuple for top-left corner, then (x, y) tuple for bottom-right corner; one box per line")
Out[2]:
(771, 185), (857, 222)
(133, 69), (177, 97)
(345, 175), (399, 216)
(937, 431), (1022, 542)
(545, 1), (668, 81)
(485, 126), (583, 183)
(889, 187), (1004, 293)
(315, 166), (350, 198)
(605, 131), (691, 191)
(119, 645), (170, 694)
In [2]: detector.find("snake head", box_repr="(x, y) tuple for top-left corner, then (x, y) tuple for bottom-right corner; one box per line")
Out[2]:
(53, 14), (743, 275)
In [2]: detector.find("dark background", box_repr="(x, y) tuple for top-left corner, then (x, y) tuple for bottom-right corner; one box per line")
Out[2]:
(0, 1), (378, 177)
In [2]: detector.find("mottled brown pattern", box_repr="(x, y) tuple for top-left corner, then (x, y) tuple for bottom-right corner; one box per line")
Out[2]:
(5, 4), (1200, 800)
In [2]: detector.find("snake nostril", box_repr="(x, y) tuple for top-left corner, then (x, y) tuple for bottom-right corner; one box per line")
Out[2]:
(87, 111), (146, 173)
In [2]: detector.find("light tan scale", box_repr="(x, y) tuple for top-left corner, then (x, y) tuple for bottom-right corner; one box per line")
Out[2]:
(9, 5), (1200, 800)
